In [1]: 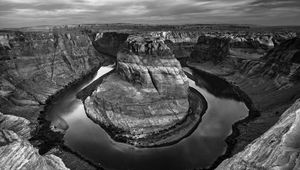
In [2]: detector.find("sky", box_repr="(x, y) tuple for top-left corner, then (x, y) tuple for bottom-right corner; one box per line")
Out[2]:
(0, 0), (300, 28)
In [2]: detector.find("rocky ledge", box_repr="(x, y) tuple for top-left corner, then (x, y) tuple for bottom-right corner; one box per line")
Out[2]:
(217, 99), (300, 169)
(0, 113), (69, 170)
(83, 34), (207, 147)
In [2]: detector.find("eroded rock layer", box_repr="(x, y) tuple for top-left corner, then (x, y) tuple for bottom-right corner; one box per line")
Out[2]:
(84, 34), (206, 147)
(0, 30), (106, 169)
(0, 31), (105, 122)
(217, 99), (300, 169)
(0, 112), (33, 140)
(0, 113), (69, 170)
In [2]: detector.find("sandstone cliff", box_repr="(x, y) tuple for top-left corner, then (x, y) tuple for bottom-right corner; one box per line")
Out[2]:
(0, 30), (106, 169)
(217, 99), (300, 169)
(0, 31), (105, 122)
(0, 113), (69, 170)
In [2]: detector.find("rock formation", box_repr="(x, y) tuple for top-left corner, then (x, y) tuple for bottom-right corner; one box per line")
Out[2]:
(83, 34), (206, 147)
(236, 37), (300, 88)
(217, 99), (300, 169)
(0, 112), (34, 139)
(0, 31), (105, 122)
(0, 113), (69, 170)
(188, 35), (300, 161)
(93, 32), (129, 57)
(163, 31), (296, 62)
(0, 29), (106, 169)
(190, 35), (230, 63)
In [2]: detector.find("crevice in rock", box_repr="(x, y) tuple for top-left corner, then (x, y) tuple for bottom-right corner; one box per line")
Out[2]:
(147, 69), (160, 94)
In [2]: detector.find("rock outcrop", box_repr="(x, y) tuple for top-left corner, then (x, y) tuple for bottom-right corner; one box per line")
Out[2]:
(239, 37), (300, 86)
(93, 32), (129, 57)
(0, 112), (34, 139)
(83, 34), (206, 147)
(0, 113), (69, 170)
(217, 99), (300, 169)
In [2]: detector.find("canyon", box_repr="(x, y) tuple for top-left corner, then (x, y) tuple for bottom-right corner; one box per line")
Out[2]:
(0, 24), (299, 169)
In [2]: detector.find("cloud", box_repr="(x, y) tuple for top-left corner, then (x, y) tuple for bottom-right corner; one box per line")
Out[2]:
(0, 0), (299, 28)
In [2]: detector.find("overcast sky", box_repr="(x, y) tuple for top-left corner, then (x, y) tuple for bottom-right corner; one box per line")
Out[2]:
(0, 0), (300, 28)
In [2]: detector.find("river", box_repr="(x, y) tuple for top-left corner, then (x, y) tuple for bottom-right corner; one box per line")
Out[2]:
(46, 65), (248, 170)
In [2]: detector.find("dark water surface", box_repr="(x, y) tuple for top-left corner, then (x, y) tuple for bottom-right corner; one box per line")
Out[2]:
(46, 65), (248, 170)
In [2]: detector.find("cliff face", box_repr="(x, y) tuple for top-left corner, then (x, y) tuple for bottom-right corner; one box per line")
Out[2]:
(189, 35), (300, 166)
(83, 34), (200, 146)
(0, 31), (105, 122)
(0, 113), (69, 170)
(93, 32), (129, 57)
(238, 37), (300, 87)
(217, 99), (300, 169)
(164, 31), (295, 64)
(190, 35), (230, 63)
(189, 35), (300, 85)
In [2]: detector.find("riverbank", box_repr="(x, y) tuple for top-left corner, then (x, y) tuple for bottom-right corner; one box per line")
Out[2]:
(30, 63), (108, 170)
(183, 67), (256, 169)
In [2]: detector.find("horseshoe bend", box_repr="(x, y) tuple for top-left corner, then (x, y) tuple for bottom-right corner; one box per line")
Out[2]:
(83, 34), (206, 147)
(0, 24), (299, 170)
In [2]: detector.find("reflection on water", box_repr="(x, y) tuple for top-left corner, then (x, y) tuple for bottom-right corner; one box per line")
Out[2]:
(46, 65), (249, 170)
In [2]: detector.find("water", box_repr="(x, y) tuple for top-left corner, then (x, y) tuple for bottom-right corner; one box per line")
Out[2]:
(46, 65), (249, 170)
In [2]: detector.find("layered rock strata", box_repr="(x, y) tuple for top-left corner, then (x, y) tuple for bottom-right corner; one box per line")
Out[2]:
(153, 31), (296, 60)
(0, 30), (105, 169)
(0, 31), (104, 122)
(0, 113), (69, 170)
(217, 99), (300, 169)
(84, 34), (206, 147)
